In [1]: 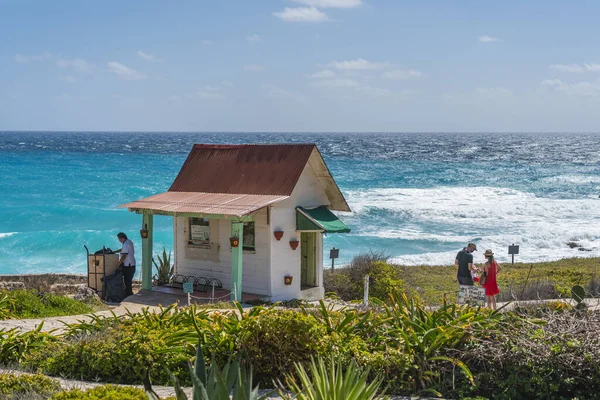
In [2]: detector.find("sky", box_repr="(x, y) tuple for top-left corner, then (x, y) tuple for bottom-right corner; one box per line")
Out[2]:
(2, 0), (600, 132)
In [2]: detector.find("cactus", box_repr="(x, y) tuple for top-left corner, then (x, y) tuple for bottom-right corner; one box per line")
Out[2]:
(571, 285), (587, 310)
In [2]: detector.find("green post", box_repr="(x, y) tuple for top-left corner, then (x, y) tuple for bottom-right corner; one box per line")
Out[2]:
(141, 213), (153, 290)
(231, 221), (243, 301)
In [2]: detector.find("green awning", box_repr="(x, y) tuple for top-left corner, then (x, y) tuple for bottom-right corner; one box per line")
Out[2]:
(296, 206), (351, 233)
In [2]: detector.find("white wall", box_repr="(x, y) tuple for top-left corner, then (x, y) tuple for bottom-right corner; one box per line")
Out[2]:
(269, 163), (329, 301)
(174, 208), (271, 296)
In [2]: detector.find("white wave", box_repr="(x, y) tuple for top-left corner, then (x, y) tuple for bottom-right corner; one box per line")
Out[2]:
(345, 186), (600, 264)
(0, 232), (17, 239)
(542, 175), (600, 184)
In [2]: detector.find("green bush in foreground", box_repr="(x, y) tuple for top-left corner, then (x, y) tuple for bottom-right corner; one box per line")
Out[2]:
(51, 385), (151, 400)
(1, 290), (95, 319)
(0, 372), (61, 399)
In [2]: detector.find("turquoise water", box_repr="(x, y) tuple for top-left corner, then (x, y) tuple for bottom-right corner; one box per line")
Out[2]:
(1, 131), (599, 274)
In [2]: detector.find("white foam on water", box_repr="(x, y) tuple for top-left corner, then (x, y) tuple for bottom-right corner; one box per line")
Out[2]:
(345, 186), (600, 265)
(0, 232), (17, 239)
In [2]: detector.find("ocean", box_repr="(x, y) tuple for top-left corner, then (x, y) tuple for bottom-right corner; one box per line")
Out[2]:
(1, 131), (599, 275)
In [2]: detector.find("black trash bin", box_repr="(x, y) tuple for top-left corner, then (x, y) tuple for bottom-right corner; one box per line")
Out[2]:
(102, 269), (126, 303)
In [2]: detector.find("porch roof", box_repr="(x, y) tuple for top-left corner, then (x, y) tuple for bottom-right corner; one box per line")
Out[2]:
(119, 191), (288, 217)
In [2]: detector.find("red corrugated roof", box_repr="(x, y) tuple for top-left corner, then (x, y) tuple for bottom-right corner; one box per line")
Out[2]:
(169, 144), (315, 196)
(119, 192), (288, 217)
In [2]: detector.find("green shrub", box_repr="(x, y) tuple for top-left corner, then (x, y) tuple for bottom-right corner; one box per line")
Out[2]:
(24, 325), (189, 386)
(0, 372), (61, 398)
(51, 384), (150, 399)
(323, 252), (405, 302)
(235, 309), (336, 385)
(1, 290), (94, 319)
(441, 311), (600, 399)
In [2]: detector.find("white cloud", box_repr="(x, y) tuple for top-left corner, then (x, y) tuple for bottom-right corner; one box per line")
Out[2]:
(382, 69), (422, 80)
(57, 58), (93, 73)
(14, 54), (29, 63)
(246, 34), (261, 43)
(197, 85), (226, 99)
(331, 58), (389, 70)
(60, 76), (77, 83)
(167, 95), (183, 103)
(542, 79), (600, 97)
(291, 0), (362, 8)
(313, 78), (360, 88)
(137, 50), (163, 62)
(550, 63), (600, 73)
(475, 87), (512, 96)
(273, 7), (330, 23)
(244, 64), (265, 72)
(107, 61), (146, 80)
(310, 70), (336, 79)
(201, 40), (214, 45)
(221, 80), (233, 88)
(479, 35), (500, 43)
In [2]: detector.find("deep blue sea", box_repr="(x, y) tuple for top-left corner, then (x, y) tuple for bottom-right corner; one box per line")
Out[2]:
(1, 132), (600, 275)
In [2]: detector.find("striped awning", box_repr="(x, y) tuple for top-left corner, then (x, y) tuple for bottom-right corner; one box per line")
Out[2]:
(119, 191), (288, 217)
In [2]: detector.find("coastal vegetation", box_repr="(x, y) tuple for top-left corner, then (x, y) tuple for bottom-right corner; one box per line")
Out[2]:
(0, 290), (598, 399)
(0, 290), (105, 320)
(324, 252), (600, 304)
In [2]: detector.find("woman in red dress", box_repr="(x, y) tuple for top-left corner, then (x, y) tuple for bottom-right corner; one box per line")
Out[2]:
(482, 249), (501, 309)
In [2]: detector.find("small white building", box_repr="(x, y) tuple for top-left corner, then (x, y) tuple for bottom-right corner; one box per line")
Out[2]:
(120, 144), (350, 301)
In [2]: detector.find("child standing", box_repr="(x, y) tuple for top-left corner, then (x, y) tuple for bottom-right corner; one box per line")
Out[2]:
(482, 249), (501, 309)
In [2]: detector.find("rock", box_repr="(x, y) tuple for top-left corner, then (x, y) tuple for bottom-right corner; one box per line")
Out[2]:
(567, 242), (580, 249)
(578, 247), (593, 252)
(0, 282), (26, 291)
(73, 285), (100, 302)
(50, 283), (87, 295)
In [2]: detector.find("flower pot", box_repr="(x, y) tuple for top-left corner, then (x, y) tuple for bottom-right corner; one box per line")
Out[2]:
(140, 229), (149, 239)
(230, 237), (240, 248)
(284, 275), (293, 285)
(274, 231), (284, 241)
(289, 240), (299, 250)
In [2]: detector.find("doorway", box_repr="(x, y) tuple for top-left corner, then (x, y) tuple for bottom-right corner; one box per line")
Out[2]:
(301, 232), (317, 288)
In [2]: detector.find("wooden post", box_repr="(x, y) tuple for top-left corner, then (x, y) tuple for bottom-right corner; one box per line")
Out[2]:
(141, 213), (153, 290)
(231, 221), (243, 301)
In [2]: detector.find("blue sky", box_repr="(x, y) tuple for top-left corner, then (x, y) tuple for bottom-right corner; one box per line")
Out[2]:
(2, 0), (600, 132)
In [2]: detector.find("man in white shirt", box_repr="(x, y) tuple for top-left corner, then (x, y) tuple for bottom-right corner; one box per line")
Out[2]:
(115, 232), (136, 297)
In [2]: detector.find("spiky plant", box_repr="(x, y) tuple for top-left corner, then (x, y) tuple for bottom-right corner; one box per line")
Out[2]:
(146, 341), (273, 400)
(152, 248), (174, 286)
(279, 357), (386, 400)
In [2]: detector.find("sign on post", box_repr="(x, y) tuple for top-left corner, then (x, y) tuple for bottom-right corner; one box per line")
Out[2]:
(330, 247), (339, 271)
(183, 282), (194, 294)
(457, 285), (486, 306)
(508, 244), (520, 264)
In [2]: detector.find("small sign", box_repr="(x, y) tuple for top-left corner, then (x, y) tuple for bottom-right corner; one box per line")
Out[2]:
(508, 244), (519, 255)
(330, 248), (339, 259)
(457, 285), (486, 306)
(183, 282), (194, 293)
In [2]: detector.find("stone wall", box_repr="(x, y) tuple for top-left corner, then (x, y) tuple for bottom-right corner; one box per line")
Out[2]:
(0, 274), (141, 295)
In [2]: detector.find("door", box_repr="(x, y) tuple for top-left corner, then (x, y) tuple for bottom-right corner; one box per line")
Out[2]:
(301, 232), (317, 288)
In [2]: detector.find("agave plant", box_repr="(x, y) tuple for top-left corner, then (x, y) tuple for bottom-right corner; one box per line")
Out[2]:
(146, 340), (274, 400)
(279, 357), (386, 400)
(152, 248), (174, 286)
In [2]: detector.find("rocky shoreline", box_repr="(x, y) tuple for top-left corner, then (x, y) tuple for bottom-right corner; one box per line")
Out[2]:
(0, 273), (140, 295)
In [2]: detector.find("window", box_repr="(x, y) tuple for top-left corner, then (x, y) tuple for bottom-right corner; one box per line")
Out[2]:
(243, 222), (255, 251)
(188, 217), (210, 247)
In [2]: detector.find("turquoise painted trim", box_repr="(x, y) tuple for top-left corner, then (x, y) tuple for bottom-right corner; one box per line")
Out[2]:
(231, 221), (244, 301)
(141, 214), (154, 290)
